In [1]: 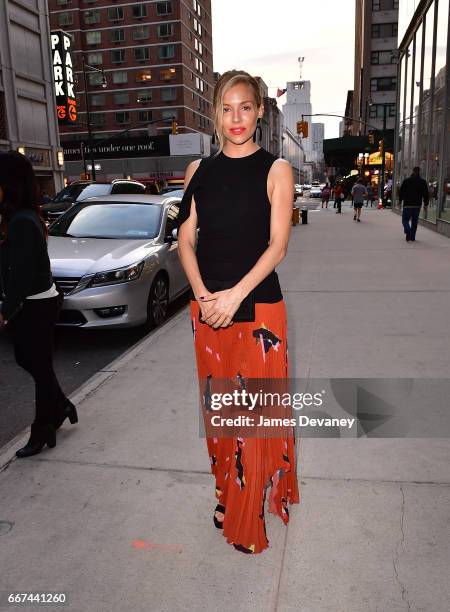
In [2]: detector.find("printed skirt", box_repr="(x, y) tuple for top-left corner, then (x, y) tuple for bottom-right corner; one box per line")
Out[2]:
(190, 299), (300, 554)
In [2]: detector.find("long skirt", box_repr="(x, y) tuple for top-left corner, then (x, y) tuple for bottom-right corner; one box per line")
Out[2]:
(190, 299), (300, 554)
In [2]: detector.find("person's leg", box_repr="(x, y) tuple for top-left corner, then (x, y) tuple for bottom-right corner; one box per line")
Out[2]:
(402, 207), (413, 239)
(410, 208), (420, 240)
(357, 204), (362, 220)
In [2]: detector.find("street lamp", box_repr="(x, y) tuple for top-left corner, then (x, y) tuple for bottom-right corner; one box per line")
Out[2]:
(81, 55), (107, 181)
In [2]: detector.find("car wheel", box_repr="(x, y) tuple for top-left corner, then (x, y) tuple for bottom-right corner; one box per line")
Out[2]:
(146, 274), (169, 327)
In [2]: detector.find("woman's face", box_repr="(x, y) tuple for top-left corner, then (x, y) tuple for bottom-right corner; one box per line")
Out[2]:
(220, 83), (263, 146)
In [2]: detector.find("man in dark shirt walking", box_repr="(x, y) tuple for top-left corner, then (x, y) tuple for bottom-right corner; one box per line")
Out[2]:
(399, 167), (429, 242)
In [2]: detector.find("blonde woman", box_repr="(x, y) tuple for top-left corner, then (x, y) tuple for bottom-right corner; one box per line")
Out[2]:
(177, 70), (300, 554)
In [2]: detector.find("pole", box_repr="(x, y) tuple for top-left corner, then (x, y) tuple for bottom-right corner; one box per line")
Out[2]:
(81, 56), (96, 181)
(380, 104), (387, 202)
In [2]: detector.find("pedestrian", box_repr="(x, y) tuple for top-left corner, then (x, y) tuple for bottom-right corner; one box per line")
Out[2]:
(365, 184), (374, 207)
(334, 182), (344, 213)
(351, 178), (367, 222)
(0, 152), (78, 458)
(321, 183), (331, 208)
(176, 70), (299, 555)
(399, 166), (429, 242)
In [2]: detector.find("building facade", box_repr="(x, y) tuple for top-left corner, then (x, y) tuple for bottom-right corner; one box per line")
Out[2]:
(311, 122), (324, 162)
(393, 0), (449, 233)
(48, 0), (214, 180)
(353, 0), (399, 135)
(282, 80), (314, 161)
(0, 0), (64, 195)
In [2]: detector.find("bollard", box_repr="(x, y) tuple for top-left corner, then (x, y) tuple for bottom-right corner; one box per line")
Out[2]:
(301, 206), (308, 224)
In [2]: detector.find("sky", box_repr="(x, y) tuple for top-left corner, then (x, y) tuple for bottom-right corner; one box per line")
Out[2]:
(211, 0), (356, 139)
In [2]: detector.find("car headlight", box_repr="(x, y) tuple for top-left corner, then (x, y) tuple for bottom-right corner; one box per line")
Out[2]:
(90, 261), (145, 287)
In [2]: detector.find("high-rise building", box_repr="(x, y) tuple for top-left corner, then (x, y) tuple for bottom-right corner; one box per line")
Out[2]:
(48, 0), (214, 180)
(282, 80), (313, 161)
(353, 0), (399, 135)
(311, 123), (324, 161)
(0, 0), (64, 195)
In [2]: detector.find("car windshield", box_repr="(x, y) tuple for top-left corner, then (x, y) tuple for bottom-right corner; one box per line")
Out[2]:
(49, 202), (162, 239)
(53, 184), (91, 203)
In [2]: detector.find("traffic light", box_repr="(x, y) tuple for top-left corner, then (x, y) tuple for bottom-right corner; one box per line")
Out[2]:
(171, 120), (178, 135)
(368, 132), (375, 145)
(296, 120), (308, 138)
(379, 139), (384, 155)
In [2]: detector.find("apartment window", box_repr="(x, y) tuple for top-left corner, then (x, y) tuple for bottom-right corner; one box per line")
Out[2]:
(198, 42), (203, 55)
(110, 29), (125, 43)
(372, 0), (399, 9)
(132, 4), (147, 18)
(137, 91), (152, 103)
(136, 71), (152, 83)
(369, 103), (396, 118)
(58, 12), (73, 26)
(88, 72), (104, 86)
(161, 87), (177, 101)
(371, 22), (398, 38)
(159, 45), (175, 59)
(371, 50), (396, 65)
(91, 113), (106, 127)
(156, 1), (172, 15)
(116, 111), (130, 125)
(195, 76), (200, 90)
(199, 79), (204, 93)
(112, 71), (128, 84)
(87, 52), (103, 66)
(193, 18), (198, 32)
(111, 49), (126, 64)
(56, 0), (72, 5)
(86, 31), (101, 45)
(90, 94), (105, 107)
(114, 92), (129, 105)
(138, 111), (153, 123)
(84, 10), (100, 24)
(135, 47), (150, 61)
(132, 26), (149, 40)
(108, 7), (124, 21)
(158, 23), (174, 38)
(83, 0), (98, 3)
(160, 67), (176, 81)
(370, 76), (397, 91)
(194, 38), (198, 51)
(162, 109), (177, 120)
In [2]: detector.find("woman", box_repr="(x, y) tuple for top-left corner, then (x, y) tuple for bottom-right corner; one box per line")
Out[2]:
(0, 152), (78, 458)
(177, 70), (300, 554)
(321, 183), (331, 208)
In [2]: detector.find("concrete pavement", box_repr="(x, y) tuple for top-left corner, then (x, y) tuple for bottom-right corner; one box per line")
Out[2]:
(1, 204), (449, 612)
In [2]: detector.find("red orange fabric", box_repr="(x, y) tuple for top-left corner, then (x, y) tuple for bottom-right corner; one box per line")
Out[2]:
(190, 299), (300, 554)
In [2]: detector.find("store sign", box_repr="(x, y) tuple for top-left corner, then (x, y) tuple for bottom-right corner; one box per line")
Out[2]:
(51, 30), (77, 125)
(169, 133), (204, 156)
(368, 152), (393, 166)
(62, 135), (171, 161)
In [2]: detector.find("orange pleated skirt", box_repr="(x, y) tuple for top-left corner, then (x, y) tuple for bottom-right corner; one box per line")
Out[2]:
(190, 299), (300, 554)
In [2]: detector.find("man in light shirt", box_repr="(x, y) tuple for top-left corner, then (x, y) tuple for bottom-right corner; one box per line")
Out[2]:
(351, 178), (367, 222)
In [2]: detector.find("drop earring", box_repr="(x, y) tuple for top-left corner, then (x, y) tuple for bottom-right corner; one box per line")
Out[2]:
(253, 117), (262, 143)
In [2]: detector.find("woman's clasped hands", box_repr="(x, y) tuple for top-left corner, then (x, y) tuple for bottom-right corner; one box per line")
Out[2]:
(197, 287), (243, 329)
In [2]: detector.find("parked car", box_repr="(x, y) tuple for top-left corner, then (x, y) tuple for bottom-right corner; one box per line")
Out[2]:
(309, 186), (322, 198)
(294, 184), (304, 199)
(303, 183), (312, 190)
(42, 179), (146, 223)
(47, 194), (189, 329)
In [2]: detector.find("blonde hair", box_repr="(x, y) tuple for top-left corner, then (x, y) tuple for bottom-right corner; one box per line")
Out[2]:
(212, 70), (263, 156)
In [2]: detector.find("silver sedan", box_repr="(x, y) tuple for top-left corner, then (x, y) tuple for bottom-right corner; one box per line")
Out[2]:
(48, 194), (189, 329)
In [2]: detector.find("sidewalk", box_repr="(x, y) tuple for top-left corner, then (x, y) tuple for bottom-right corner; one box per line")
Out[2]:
(1, 205), (449, 612)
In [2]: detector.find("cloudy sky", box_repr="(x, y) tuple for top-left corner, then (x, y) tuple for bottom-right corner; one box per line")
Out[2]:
(211, 0), (356, 139)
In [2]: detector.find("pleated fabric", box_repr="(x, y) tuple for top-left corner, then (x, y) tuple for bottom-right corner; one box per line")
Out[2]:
(190, 299), (300, 554)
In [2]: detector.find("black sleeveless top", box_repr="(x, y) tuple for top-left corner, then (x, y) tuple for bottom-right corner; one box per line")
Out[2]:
(177, 147), (283, 303)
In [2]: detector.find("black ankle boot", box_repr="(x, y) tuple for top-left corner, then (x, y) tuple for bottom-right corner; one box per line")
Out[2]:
(16, 423), (56, 458)
(53, 398), (78, 431)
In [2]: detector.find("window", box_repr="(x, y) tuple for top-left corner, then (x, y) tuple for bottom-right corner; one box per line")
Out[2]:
(194, 18), (198, 32)
(198, 42), (203, 55)
(132, 26), (149, 40)
(137, 90), (152, 103)
(372, 0), (399, 9)
(87, 52), (103, 66)
(369, 103), (396, 118)
(58, 12), (73, 26)
(110, 29), (125, 42)
(88, 72), (104, 86)
(371, 50), (396, 65)
(91, 113), (106, 127)
(108, 7), (124, 21)
(111, 49), (126, 64)
(162, 109), (177, 120)
(112, 71), (128, 84)
(158, 23), (174, 37)
(116, 111), (130, 124)
(160, 67), (176, 81)
(138, 111), (152, 123)
(132, 4), (147, 18)
(159, 45), (175, 59)
(90, 94), (105, 107)
(371, 22), (398, 38)
(56, 0), (72, 5)
(161, 87), (177, 101)
(156, 1), (172, 15)
(86, 31), (101, 45)
(84, 9), (100, 24)
(370, 76), (397, 91)
(135, 47), (150, 61)
(136, 71), (152, 82)
(195, 76), (200, 90)
(114, 92), (129, 105)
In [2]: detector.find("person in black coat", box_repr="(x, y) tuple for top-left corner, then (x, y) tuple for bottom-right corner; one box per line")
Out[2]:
(399, 166), (429, 242)
(0, 152), (78, 458)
